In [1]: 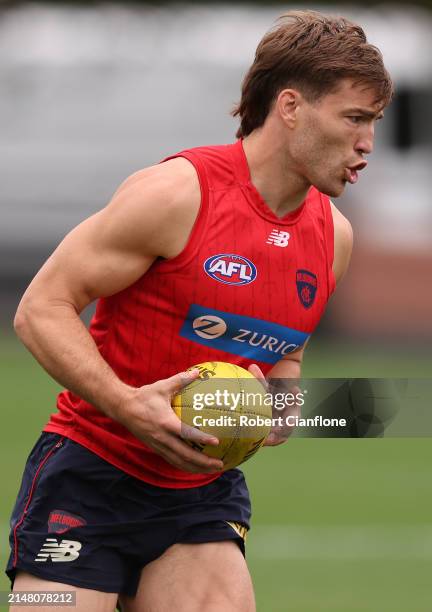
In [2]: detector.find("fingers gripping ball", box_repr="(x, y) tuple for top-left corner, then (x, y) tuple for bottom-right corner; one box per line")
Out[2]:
(172, 362), (272, 470)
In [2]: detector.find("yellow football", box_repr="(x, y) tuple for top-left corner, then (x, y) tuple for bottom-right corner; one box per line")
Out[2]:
(172, 361), (272, 470)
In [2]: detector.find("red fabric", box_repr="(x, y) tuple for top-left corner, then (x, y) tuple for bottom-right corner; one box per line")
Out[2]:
(45, 140), (335, 488)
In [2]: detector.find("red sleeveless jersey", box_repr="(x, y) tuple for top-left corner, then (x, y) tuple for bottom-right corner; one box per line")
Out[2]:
(45, 140), (335, 488)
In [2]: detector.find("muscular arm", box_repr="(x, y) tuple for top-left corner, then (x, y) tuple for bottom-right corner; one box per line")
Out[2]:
(14, 158), (223, 473)
(15, 161), (187, 414)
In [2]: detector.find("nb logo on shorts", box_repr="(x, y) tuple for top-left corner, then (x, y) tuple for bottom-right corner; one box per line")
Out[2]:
(34, 538), (82, 563)
(266, 230), (290, 247)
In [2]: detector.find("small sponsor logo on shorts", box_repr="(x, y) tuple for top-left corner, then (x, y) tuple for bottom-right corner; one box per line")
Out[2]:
(34, 538), (82, 563)
(226, 521), (248, 541)
(48, 509), (87, 534)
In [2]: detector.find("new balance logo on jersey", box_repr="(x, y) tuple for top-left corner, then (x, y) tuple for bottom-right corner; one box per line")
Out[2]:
(266, 230), (290, 247)
(34, 538), (82, 563)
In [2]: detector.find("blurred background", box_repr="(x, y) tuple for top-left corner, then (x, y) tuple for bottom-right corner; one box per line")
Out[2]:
(1, 2), (431, 611)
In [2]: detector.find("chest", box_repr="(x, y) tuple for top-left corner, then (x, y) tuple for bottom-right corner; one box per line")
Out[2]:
(160, 206), (330, 335)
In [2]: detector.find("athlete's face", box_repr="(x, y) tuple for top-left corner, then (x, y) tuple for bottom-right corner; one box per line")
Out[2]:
(289, 79), (384, 197)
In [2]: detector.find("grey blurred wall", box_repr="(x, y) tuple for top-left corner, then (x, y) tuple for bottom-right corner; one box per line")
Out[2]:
(1, 4), (431, 339)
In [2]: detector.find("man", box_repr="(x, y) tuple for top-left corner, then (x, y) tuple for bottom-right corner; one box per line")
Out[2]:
(7, 10), (392, 612)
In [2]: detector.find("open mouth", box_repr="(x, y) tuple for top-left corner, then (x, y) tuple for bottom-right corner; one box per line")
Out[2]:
(344, 161), (367, 185)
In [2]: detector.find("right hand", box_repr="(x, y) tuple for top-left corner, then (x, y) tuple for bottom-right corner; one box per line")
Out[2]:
(116, 369), (224, 474)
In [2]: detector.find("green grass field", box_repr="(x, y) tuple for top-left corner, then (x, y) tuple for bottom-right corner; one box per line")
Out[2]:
(1, 334), (431, 611)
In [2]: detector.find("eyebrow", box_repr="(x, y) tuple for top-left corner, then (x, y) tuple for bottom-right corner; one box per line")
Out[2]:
(345, 108), (385, 120)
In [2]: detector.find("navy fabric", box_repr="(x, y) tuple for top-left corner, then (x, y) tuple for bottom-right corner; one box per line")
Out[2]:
(6, 433), (251, 596)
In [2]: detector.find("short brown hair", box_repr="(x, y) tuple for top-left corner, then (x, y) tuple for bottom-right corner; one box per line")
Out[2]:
(232, 10), (393, 138)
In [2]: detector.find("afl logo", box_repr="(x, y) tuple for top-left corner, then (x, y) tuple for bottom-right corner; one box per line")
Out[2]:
(193, 315), (227, 339)
(204, 254), (257, 286)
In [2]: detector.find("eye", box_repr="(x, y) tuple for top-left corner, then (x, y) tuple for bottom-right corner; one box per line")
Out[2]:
(347, 116), (362, 124)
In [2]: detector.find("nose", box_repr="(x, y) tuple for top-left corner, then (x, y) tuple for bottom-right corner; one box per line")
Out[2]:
(355, 123), (375, 156)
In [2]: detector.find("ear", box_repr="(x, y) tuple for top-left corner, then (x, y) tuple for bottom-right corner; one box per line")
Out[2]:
(276, 88), (303, 128)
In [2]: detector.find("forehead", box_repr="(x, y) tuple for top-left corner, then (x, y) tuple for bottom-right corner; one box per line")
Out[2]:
(318, 79), (384, 114)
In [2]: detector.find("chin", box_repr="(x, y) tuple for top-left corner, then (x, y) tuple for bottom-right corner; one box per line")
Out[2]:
(313, 181), (345, 198)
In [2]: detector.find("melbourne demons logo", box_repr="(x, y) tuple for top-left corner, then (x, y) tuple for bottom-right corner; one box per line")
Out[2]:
(296, 269), (318, 308)
(48, 510), (87, 534)
(204, 254), (257, 286)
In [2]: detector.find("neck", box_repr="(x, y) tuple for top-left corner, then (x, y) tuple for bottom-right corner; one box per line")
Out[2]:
(242, 126), (310, 217)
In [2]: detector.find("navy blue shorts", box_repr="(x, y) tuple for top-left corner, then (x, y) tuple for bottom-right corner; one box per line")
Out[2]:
(6, 432), (251, 596)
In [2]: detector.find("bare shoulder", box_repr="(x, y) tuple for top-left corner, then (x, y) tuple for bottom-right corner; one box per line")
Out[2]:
(115, 156), (199, 202)
(20, 156), (203, 312)
(108, 156), (201, 259)
(330, 200), (353, 285)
